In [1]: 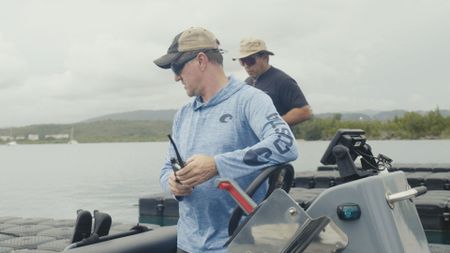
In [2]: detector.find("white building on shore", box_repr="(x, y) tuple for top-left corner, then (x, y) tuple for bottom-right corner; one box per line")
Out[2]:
(44, 134), (70, 140)
(28, 134), (39, 141)
(0, 136), (14, 141)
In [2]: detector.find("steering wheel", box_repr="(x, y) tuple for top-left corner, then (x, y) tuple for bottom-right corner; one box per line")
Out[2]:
(227, 163), (294, 236)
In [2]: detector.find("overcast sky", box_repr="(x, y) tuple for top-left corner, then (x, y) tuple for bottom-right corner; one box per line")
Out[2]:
(1, 0), (449, 128)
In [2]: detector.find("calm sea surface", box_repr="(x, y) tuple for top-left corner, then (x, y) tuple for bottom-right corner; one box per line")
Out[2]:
(1, 140), (449, 224)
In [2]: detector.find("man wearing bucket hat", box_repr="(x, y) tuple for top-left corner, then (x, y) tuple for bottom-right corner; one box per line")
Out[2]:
(234, 38), (312, 127)
(154, 27), (298, 253)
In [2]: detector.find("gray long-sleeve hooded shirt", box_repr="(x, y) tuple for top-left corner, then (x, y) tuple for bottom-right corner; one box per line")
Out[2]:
(160, 75), (298, 253)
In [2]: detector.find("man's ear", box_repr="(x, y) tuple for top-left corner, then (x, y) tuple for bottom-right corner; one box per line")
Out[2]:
(197, 52), (208, 71)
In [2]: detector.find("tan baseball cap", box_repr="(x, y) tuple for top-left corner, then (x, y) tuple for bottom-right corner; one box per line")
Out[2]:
(233, 37), (274, 60)
(154, 27), (220, 69)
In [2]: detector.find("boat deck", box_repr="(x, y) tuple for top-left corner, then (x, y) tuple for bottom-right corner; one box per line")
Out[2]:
(1, 216), (449, 253)
(0, 218), (158, 252)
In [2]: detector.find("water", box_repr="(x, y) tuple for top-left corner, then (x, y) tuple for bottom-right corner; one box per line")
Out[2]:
(1, 140), (449, 224)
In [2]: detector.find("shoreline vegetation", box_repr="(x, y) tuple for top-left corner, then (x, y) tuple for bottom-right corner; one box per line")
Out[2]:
(293, 110), (450, 141)
(1, 109), (449, 144)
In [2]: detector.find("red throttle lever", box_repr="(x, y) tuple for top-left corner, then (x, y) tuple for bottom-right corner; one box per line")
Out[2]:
(216, 179), (257, 215)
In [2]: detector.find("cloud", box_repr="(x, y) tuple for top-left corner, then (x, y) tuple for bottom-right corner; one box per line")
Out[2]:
(0, 35), (28, 89)
(0, 0), (449, 127)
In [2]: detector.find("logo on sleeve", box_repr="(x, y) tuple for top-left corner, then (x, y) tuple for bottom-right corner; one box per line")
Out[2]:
(219, 114), (233, 123)
(243, 148), (272, 166)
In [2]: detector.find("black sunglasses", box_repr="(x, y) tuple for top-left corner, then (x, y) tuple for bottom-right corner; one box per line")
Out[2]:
(239, 52), (265, 67)
(171, 53), (198, 76)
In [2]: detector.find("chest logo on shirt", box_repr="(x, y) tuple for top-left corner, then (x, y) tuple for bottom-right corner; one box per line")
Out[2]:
(219, 114), (233, 123)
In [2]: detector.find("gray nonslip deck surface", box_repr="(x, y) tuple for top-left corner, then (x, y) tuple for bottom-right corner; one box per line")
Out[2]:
(0, 217), (142, 252)
(2, 217), (448, 253)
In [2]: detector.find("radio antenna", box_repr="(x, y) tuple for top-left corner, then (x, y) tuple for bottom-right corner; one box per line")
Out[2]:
(167, 134), (185, 167)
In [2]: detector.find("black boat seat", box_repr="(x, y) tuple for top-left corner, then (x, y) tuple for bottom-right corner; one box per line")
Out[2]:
(415, 190), (450, 231)
(92, 210), (112, 237)
(71, 210), (92, 243)
(425, 173), (450, 190)
(66, 226), (177, 253)
(406, 172), (433, 187)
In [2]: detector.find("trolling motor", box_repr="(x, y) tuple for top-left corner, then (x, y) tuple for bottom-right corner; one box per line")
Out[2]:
(320, 129), (393, 182)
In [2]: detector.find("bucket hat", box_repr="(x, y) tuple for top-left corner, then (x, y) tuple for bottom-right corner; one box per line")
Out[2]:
(233, 37), (274, 60)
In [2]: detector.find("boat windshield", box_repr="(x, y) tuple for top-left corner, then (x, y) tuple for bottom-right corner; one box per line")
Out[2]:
(228, 189), (348, 253)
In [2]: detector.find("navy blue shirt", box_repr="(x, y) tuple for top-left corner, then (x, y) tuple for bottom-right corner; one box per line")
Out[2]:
(246, 66), (308, 116)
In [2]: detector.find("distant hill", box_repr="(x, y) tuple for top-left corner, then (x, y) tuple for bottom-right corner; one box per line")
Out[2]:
(1, 108), (448, 144)
(82, 108), (450, 123)
(371, 110), (409, 121)
(84, 109), (177, 122)
(0, 120), (173, 144)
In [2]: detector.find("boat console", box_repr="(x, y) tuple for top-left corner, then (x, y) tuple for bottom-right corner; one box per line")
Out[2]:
(220, 129), (430, 253)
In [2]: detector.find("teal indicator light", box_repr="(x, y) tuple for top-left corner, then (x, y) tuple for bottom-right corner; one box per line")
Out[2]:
(337, 203), (361, 221)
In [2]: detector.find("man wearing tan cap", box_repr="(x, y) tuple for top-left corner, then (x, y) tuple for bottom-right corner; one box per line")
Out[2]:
(235, 38), (312, 127)
(154, 27), (298, 253)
